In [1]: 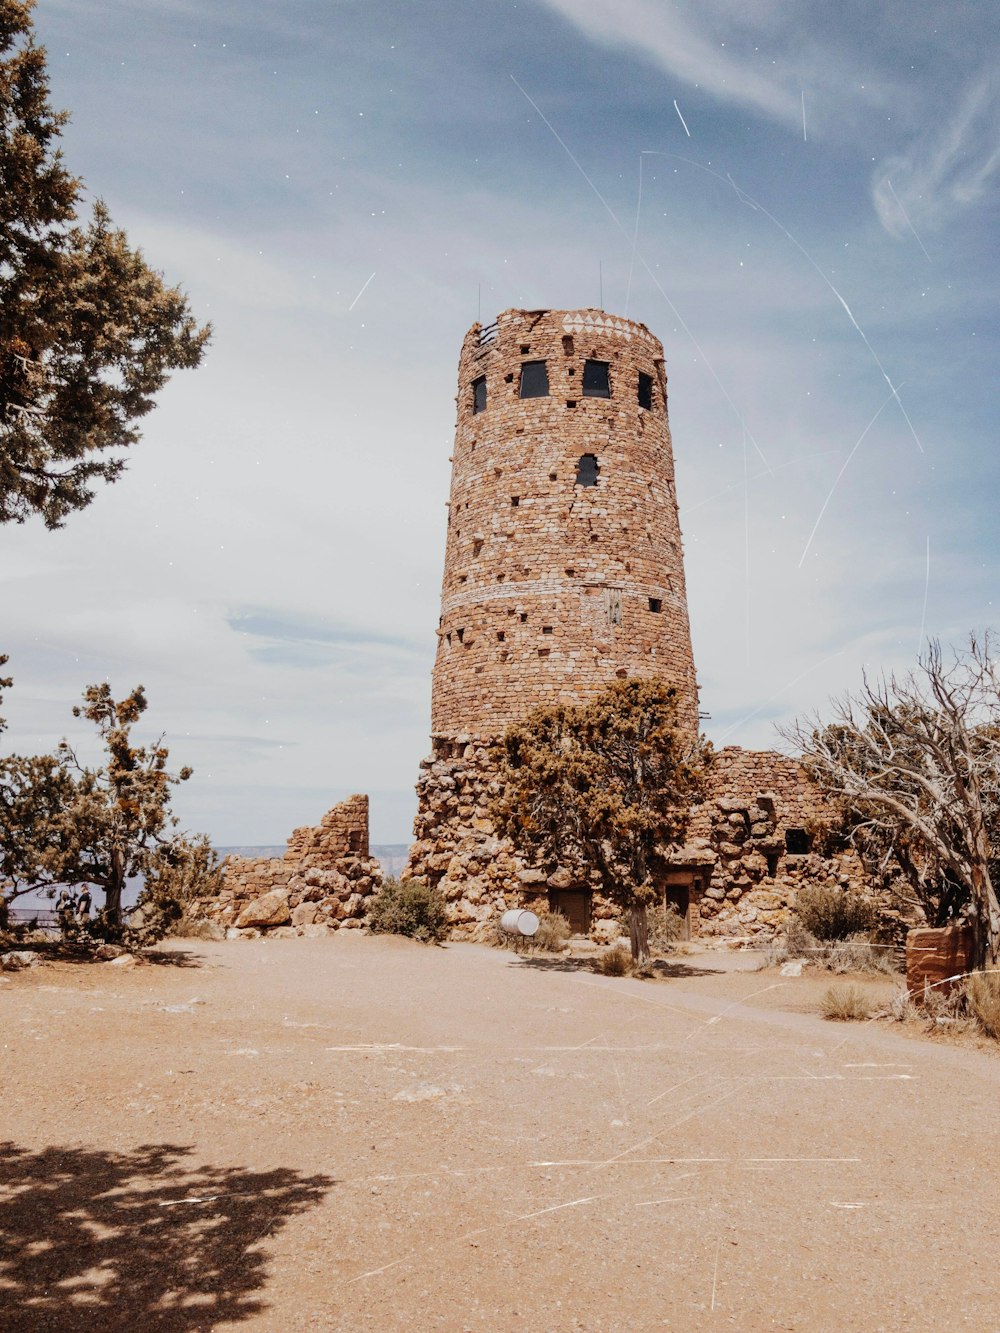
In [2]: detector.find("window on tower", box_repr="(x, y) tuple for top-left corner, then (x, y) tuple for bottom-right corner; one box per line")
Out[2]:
(472, 375), (487, 414)
(582, 360), (611, 398)
(638, 372), (654, 410)
(575, 454), (600, 487)
(519, 360), (549, 398)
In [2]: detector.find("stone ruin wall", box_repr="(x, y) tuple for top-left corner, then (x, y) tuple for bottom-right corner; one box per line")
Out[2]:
(433, 307), (698, 741)
(405, 743), (866, 943)
(690, 747), (865, 938)
(192, 794), (382, 937)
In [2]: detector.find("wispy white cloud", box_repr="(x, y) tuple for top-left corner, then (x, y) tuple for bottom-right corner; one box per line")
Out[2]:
(872, 70), (1000, 239)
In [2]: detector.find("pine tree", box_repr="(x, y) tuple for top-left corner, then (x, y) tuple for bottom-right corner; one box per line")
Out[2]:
(0, 0), (210, 526)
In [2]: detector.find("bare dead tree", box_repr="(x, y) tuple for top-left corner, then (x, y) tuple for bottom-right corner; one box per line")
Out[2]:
(781, 634), (1000, 969)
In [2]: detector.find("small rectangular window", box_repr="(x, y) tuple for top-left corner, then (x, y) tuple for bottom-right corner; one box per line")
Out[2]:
(542, 625), (553, 634)
(638, 372), (653, 410)
(575, 454), (599, 487)
(472, 375), (487, 414)
(648, 597), (662, 613)
(510, 496), (520, 507)
(519, 360), (549, 398)
(582, 360), (611, 398)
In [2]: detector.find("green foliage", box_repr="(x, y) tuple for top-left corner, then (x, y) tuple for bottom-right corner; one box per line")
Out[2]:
(494, 678), (711, 960)
(366, 877), (448, 943)
(820, 984), (876, 1022)
(1, 675), (208, 945)
(0, 2), (210, 526)
(792, 885), (877, 940)
(127, 834), (225, 945)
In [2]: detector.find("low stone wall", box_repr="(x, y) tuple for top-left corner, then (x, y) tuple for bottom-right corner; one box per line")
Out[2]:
(192, 795), (382, 937)
(691, 748), (866, 938)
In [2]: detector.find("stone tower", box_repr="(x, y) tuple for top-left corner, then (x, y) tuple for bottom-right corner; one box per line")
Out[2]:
(432, 306), (697, 740)
(406, 307), (698, 930)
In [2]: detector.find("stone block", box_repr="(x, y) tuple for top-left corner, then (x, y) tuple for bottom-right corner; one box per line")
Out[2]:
(235, 889), (291, 929)
(906, 925), (975, 1003)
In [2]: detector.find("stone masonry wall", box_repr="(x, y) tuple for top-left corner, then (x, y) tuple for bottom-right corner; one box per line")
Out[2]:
(433, 308), (698, 742)
(691, 748), (865, 938)
(193, 795), (381, 936)
(406, 744), (865, 942)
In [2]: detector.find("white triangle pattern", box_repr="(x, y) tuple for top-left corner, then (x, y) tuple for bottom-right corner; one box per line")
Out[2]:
(561, 311), (657, 346)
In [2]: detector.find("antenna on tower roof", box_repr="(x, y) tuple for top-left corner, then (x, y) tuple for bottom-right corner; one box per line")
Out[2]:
(598, 260), (603, 311)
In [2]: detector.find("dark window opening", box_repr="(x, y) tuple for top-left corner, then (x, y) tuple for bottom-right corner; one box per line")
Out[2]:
(458, 574), (468, 584)
(519, 612), (528, 623)
(542, 625), (553, 634)
(638, 372), (653, 410)
(648, 597), (662, 613)
(549, 472), (557, 481)
(785, 828), (812, 855)
(472, 375), (487, 414)
(504, 372), (514, 383)
(582, 359), (611, 398)
(519, 360), (549, 398)
(497, 631), (505, 642)
(575, 454), (600, 487)
(456, 628), (465, 644)
(568, 367), (575, 376)
(566, 400), (577, 409)
(765, 852), (779, 877)
(520, 344), (530, 354)
(446, 632), (452, 646)
(562, 335), (574, 355)
(538, 647), (550, 657)
(511, 496), (520, 507)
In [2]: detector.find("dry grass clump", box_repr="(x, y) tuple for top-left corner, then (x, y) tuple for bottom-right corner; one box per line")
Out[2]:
(820, 983), (876, 1021)
(646, 904), (685, 952)
(532, 910), (571, 952)
(756, 916), (900, 977)
(592, 945), (635, 977)
(962, 970), (1000, 1039)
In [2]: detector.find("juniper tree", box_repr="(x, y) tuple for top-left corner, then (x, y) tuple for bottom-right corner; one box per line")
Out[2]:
(0, 0), (210, 526)
(494, 679), (711, 960)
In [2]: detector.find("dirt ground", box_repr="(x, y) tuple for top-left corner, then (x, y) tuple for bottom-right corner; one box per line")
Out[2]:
(3, 934), (999, 1332)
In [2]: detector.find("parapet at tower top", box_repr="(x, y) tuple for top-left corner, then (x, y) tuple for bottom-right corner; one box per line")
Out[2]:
(468, 307), (664, 352)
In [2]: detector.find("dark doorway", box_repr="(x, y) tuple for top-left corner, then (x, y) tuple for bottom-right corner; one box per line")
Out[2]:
(549, 890), (592, 935)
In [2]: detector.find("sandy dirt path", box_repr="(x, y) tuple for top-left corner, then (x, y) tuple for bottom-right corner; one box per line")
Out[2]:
(2, 934), (999, 1331)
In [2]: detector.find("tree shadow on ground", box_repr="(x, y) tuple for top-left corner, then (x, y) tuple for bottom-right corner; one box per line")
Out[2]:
(648, 959), (719, 978)
(0, 1142), (334, 1330)
(510, 954), (720, 978)
(508, 952), (593, 972)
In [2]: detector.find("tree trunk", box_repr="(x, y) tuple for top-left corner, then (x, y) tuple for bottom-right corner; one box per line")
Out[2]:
(628, 902), (649, 962)
(105, 850), (125, 941)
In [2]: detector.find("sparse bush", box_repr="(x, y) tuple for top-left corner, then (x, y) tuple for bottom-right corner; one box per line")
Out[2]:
(366, 877), (448, 943)
(963, 970), (1000, 1039)
(785, 917), (819, 956)
(820, 983), (875, 1021)
(646, 904), (684, 952)
(794, 885), (877, 941)
(592, 945), (635, 977)
(532, 910), (571, 952)
(882, 985), (921, 1023)
(824, 936), (900, 976)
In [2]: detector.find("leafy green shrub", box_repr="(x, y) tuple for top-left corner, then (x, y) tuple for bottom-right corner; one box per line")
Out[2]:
(366, 877), (448, 943)
(793, 885), (877, 941)
(963, 970), (1000, 1039)
(820, 983), (875, 1021)
(592, 945), (634, 977)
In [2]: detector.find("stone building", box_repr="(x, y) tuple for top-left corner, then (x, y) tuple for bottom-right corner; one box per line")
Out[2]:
(405, 308), (859, 939)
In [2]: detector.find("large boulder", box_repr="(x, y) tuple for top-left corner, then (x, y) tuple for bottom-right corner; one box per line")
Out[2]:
(235, 889), (291, 929)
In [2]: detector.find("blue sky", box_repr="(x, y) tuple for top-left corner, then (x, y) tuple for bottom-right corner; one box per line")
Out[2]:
(2, 0), (998, 844)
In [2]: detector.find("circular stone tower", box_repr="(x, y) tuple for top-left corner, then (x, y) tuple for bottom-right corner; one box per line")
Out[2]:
(431, 306), (697, 742)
